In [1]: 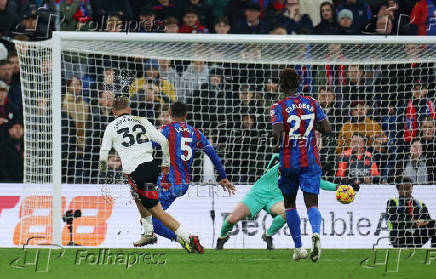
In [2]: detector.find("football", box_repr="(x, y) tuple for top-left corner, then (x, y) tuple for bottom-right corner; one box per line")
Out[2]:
(336, 185), (356, 204)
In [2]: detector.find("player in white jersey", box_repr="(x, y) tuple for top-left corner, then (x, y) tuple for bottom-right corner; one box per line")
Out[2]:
(99, 96), (204, 253)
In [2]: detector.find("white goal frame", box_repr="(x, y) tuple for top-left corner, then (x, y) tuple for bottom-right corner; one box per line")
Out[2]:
(48, 32), (436, 245)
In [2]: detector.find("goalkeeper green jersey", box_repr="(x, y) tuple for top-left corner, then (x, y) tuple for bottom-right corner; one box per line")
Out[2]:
(250, 154), (337, 196)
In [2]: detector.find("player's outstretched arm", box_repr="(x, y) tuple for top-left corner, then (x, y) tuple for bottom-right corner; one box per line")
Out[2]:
(198, 130), (235, 194)
(220, 179), (236, 195)
(320, 179), (337, 191)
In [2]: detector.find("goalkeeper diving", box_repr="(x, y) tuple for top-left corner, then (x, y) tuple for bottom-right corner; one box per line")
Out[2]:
(216, 153), (356, 250)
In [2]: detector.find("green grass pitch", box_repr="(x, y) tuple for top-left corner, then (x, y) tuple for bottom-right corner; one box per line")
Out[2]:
(1, 248), (435, 279)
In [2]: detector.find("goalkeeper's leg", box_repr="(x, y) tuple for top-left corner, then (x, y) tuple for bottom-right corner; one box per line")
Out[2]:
(216, 202), (251, 249)
(262, 201), (286, 250)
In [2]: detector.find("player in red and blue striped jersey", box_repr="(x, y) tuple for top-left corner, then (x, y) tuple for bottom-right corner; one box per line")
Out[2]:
(271, 68), (332, 262)
(149, 101), (235, 251)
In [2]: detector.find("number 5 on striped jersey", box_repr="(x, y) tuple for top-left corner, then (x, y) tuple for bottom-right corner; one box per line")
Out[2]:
(181, 137), (193, 161)
(287, 113), (315, 140)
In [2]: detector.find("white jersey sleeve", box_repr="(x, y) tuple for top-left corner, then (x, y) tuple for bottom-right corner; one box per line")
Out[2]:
(138, 117), (170, 167)
(99, 125), (114, 165)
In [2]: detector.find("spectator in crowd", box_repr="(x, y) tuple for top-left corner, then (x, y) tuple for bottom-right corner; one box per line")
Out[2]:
(232, 83), (265, 129)
(410, 0), (436, 35)
(0, 60), (13, 87)
(7, 52), (21, 108)
(164, 16), (180, 33)
(315, 129), (337, 179)
(420, 117), (436, 184)
(98, 65), (119, 92)
(214, 16), (231, 34)
(129, 59), (177, 103)
(336, 132), (380, 185)
(226, 106), (264, 183)
(188, 0), (214, 31)
(90, 0), (134, 22)
(130, 80), (163, 123)
(389, 45), (434, 106)
(337, 100), (387, 154)
(225, 0), (251, 25)
(299, 0), (329, 26)
(402, 139), (429, 184)
(8, 52), (19, 81)
(368, 132), (391, 183)
(314, 44), (346, 90)
(336, 8), (356, 35)
(179, 6), (209, 33)
(105, 15), (123, 32)
(260, 76), (280, 110)
(158, 59), (180, 99)
(232, 45), (266, 85)
(317, 87), (342, 133)
(0, 0), (20, 32)
(0, 43), (7, 61)
(277, 0), (313, 34)
(180, 59), (209, 101)
(158, 106), (172, 126)
(189, 66), (233, 130)
(386, 177), (436, 248)
(60, 0), (93, 31)
(231, 2), (271, 34)
(339, 64), (378, 108)
(0, 83), (21, 141)
(314, 1), (339, 35)
(0, 120), (23, 182)
(61, 76), (91, 183)
(269, 24), (288, 34)
(337, 0), (371, 34)
(403, 79), (436, 144)
(87, 87), (114, 183)
(152, 0), (178, 21)
(363, 1), (415, 35)
(138, 5), (165, 32)
(234, 84), (257, 108)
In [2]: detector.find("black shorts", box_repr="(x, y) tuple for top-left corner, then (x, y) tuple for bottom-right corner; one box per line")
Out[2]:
(125, 161), (160, 209)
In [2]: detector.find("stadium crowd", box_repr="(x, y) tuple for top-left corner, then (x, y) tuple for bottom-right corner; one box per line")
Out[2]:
(0, 0), (435, 185)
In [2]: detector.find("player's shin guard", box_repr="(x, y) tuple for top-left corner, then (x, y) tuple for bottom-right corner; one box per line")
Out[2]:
(266, 215), (286, 236)
(220, 217), (234, 238)
(285, 208), (302, 248)
(307, 207), (321, 235)
(152, 218), (177, 241)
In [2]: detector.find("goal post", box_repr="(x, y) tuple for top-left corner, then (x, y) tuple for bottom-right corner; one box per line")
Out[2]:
(14, 32), (436, 248)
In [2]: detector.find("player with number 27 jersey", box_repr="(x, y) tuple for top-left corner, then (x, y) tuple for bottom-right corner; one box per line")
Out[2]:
(270, 95), (326, 170)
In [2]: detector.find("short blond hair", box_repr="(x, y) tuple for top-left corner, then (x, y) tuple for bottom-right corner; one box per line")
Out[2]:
(113, 96), (130, 111)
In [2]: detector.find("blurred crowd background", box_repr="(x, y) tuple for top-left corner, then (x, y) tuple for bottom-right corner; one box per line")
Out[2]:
(0, 0), (435, 186)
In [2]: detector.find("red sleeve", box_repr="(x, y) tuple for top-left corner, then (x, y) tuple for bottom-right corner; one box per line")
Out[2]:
(410, 1), (427, 26)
